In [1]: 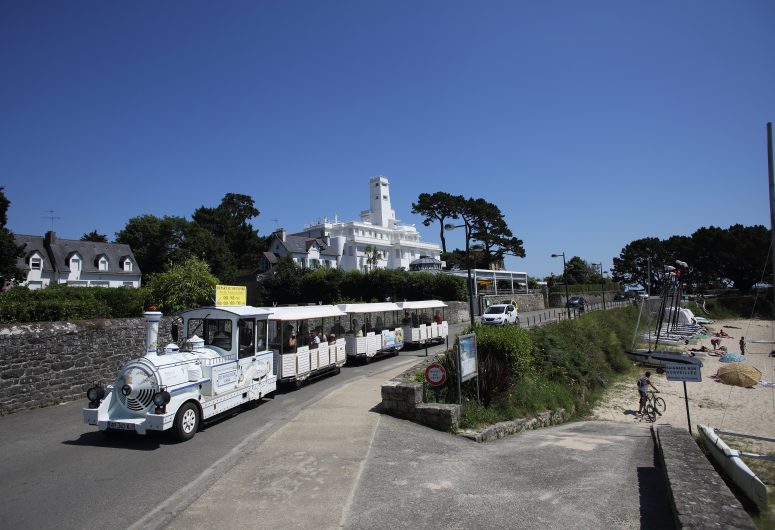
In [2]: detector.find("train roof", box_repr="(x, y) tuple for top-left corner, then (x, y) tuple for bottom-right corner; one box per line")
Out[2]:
(263, 305), (347, 320)
(336, 302), (402, 313)
(178, 306), (274, 319)
(396, 300), (448, 310)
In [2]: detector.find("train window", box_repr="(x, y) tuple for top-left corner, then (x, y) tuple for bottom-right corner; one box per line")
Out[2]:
(199, 319), (233, 351)
(238, 319), (255, 359)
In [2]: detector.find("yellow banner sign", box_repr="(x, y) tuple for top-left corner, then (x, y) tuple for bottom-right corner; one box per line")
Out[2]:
(216, 285), (246, 306)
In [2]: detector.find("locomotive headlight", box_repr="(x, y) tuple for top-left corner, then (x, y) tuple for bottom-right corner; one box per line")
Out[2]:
(153, 388), (171, 414)
(86, 383), (105, 408)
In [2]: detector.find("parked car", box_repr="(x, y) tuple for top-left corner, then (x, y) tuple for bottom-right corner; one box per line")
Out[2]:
(566, 296), (587, 310)
(480, 304), (519, 325)
(613, 292), (626, 301)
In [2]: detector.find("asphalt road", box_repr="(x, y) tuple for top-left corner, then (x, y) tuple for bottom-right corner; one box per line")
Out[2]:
(0, 350), (429, 530)
(345, 419), (674, 529)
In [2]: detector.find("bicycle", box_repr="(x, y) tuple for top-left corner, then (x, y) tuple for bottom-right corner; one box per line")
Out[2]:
(643, 390), (666, 422)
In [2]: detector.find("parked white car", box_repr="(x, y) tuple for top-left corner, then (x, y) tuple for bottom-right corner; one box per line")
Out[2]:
(480, 304), (519, 325)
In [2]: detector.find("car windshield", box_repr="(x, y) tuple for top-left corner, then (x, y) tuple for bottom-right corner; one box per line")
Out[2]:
(485, 306), (506, 314)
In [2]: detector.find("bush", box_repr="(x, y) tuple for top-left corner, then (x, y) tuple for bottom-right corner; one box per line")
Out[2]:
(441, 307), (637, 429)
(0, 284), (146, 324)
(144, 258), (219, 314)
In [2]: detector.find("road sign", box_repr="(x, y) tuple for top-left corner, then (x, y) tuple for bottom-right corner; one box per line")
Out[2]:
(425, 364), (447, 386)
(665, 362), (702, 382)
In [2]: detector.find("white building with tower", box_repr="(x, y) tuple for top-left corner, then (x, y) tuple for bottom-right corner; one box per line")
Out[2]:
(289, 176), (442, 273)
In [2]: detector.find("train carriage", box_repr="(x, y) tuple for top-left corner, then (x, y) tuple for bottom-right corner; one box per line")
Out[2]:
(264, 305), (347, 386)
(396, 300), (448, 346)
(336, 302), (404, 362)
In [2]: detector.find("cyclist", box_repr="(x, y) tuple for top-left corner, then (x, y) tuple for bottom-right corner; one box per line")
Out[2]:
(637, 371), (658, 416)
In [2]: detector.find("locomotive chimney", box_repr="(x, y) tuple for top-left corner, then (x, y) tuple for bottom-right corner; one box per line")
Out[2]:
(144, 310), (163, 355)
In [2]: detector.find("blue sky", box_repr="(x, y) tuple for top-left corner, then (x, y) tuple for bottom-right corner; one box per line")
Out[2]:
(2, 1), (773, 278)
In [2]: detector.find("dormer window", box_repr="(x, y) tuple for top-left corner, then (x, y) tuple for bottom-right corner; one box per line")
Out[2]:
(70, 255), (81, 271)
(122, 258), (132, 272)
(94, 254), (109, 271)
(30, 257), (42, 270)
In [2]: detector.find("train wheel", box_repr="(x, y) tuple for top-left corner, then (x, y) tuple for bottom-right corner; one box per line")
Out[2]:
(173, 402), (199, 441)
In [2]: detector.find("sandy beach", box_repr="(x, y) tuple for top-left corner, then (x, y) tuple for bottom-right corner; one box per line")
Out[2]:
(588, 318), (775, 439)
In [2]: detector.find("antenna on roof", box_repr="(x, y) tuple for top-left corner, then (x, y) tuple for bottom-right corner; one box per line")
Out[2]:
(42, 210), (61, 231)
(271, 218), (279, 227)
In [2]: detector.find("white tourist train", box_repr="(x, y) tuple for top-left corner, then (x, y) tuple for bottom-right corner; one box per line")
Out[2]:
(83, 304), (347, 441)
(83, 299), (450, 441)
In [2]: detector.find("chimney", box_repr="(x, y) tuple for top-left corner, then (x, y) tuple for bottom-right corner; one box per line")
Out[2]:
(279, 228), (286, 241)
(44, 231), (56, 246)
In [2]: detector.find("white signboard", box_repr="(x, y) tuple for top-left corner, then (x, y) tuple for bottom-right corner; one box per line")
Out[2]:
(458, 333), (478, 382)
(665, 362), (702, 382)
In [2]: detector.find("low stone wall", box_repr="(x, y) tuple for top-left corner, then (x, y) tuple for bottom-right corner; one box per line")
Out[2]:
(547, 291), (617, 308)
(654, 425), (755, 529)
(0, 317), (173, 415)
(481, 293), (545, 313)
(458, 408), (573, 442)
(380, 356), (461, 432)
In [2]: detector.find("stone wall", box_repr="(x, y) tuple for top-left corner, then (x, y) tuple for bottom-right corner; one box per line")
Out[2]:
(380, 356), (461, 432)
(480, 293), (545, 313)
(654, 425), (755, 529)
(0, 317), (173, 415)
(547, 291), (617, 308)
(457, 408), (573, 442)
(443, 301), (470, 324)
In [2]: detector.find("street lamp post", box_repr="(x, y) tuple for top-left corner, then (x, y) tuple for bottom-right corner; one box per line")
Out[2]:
(446, 222), (476, 328)
(593, 262), (606, 310)
(551, 252), (571, 319)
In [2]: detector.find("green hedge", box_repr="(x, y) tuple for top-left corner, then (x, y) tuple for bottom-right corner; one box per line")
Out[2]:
(0, 285), (147, 324)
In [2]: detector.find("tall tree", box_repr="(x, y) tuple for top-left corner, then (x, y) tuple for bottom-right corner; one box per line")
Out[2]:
(611, 237), (671, 293)
(0, 187), (24, 286)
(564, 256), (598, 285)
(192, 193), (265, 272)
(411, 192), (460, 254)
(81, 230), (108, 243)
(115, 215), (190, 276)
(467, 198), (526, 267)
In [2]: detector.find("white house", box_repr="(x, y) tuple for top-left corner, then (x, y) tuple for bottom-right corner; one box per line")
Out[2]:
(256, 230), (340, 274)
(295, 176), (443, 272)
(14, 231), (142, 289)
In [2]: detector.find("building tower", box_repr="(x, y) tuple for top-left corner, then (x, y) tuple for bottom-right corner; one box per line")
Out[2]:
(369, 176), (396, 228)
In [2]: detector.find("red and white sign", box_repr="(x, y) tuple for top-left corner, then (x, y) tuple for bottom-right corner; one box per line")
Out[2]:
(425, 363), (447, 386)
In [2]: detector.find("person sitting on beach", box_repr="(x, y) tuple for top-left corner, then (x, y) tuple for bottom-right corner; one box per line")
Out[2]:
(718, 329), (731, 338)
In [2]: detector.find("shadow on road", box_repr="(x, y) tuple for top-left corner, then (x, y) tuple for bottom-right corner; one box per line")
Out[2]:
(62, 430), (165, 450)
(637, 449), (676, 529)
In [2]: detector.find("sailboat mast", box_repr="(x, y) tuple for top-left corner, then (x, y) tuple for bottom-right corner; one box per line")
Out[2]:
(767, 122), (775, 296)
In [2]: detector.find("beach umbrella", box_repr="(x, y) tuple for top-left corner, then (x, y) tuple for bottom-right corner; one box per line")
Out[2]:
(716, 363), (762, 388)
(719, 353), (745, 363)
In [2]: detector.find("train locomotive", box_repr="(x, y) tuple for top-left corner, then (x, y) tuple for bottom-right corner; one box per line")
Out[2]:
(84, 306), (277, 441)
